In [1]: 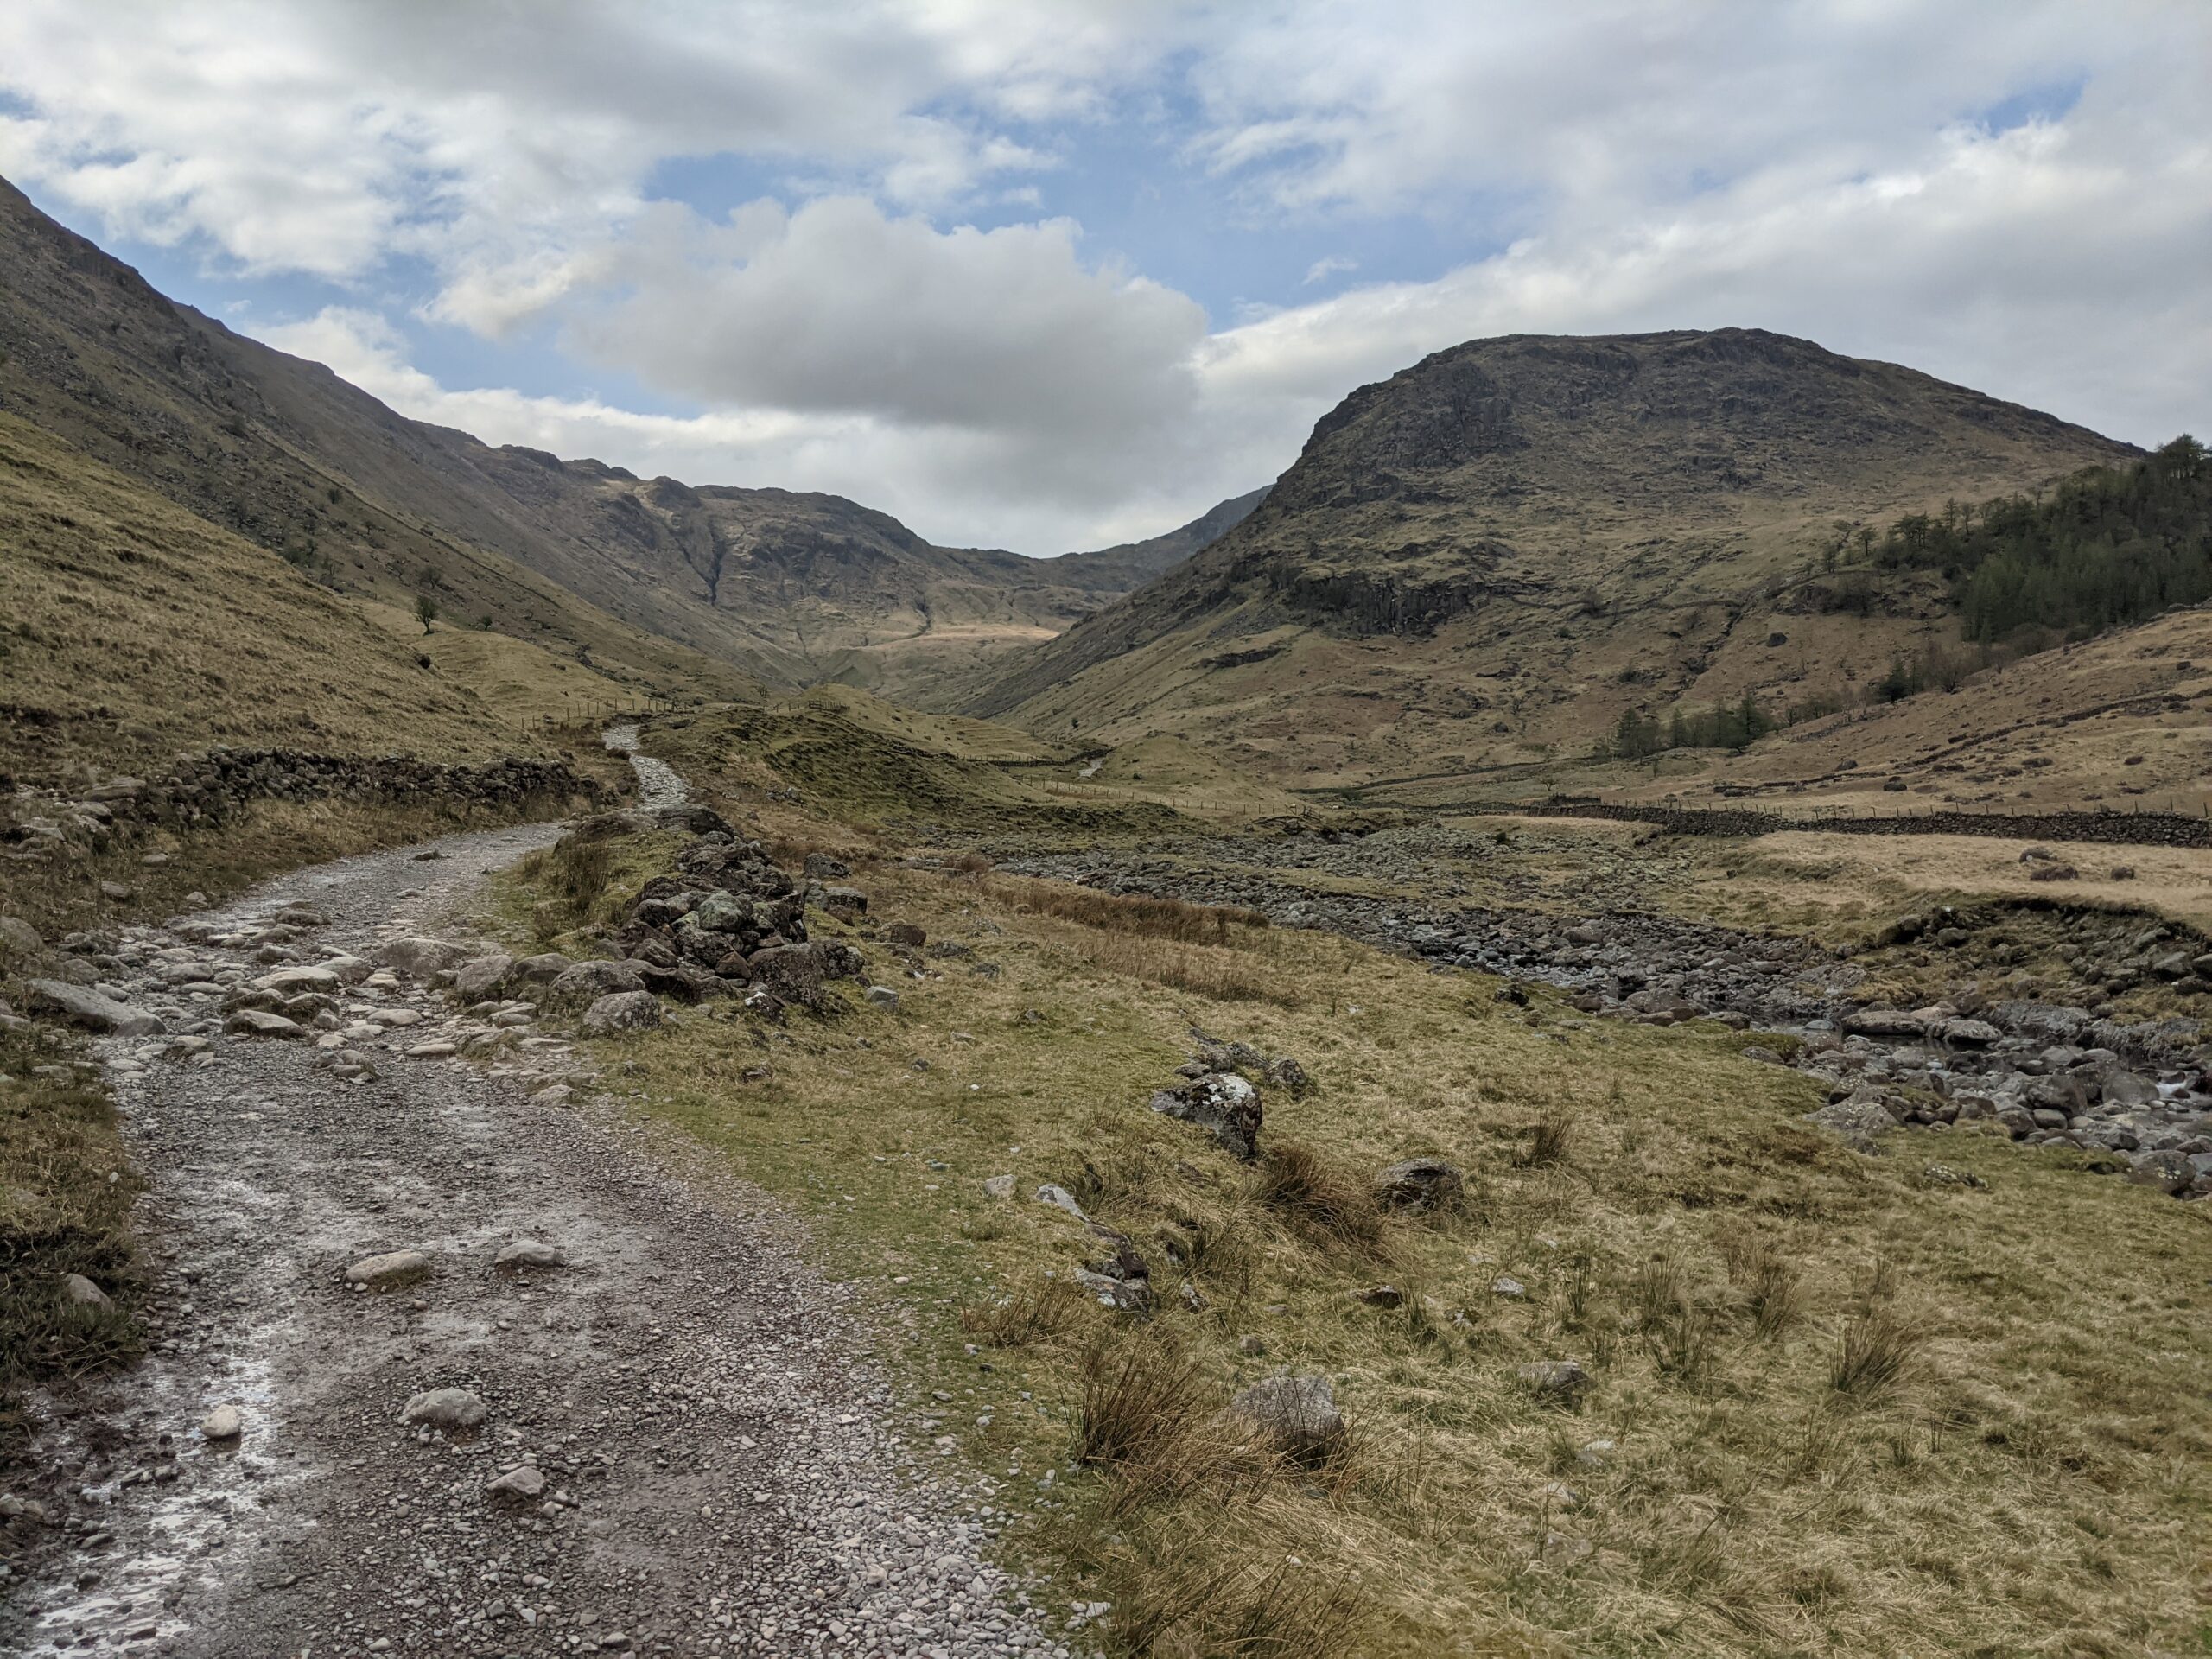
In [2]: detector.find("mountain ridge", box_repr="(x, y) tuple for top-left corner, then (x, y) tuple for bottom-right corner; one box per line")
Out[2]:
(966, 327), (2139, 778)
(0, 175), (1259, 705)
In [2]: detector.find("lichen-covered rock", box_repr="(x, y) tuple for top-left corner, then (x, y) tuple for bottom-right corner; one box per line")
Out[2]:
(582, 989), (662, 1035)
(451, 953), (516, 1001)
(1147, 1071), (1262, 1161)
(548, 959), (646, 1006)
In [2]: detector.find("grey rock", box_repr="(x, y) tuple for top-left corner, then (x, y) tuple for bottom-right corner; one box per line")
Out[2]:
(1034, 1184), (1090, 1221)
(374, 937), (469, 976)
(451, 953), (516, 1000)
(23, 978), (164, 1036)
(582, 989), (662, 1035)
(200, 1404), (243, 1440)
(1803, 1097), (1895, 1153)
(982, 1174), (1017, 1200)
(251, 965), (339, 994)
(402, 1388), (489, 1431)
(493, 1239), (569, 1271)
(550, 959), (647, 1006)
(1229, 1374), (1344, 1464)
(821, 886), (868, 919)
(226, 1008), (307, 1039)
(865, 985), (900, 1010)
(60, 1272), (113, 1308)
(486, 1465), (546, 1499)
(0, 915), (44, 958)
(346, 1249), (431, 1289)
(1374, 1156), (1465, 1212)
(683, 893), (752, 935)
(1072, 1267), (1153, 1314)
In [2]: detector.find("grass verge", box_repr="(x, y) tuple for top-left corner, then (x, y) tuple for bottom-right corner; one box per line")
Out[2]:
(0, 1022), (142, 1433)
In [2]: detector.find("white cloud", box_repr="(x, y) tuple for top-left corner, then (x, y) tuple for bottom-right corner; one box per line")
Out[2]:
(568, 196), (1206, 436)
(4, 1), (2209, 552)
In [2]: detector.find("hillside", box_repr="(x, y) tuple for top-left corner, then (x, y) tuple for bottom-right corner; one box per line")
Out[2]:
(0, 410), (550, 779)
(0, 177), (1254, 705)
(969, 329), (2139, 781)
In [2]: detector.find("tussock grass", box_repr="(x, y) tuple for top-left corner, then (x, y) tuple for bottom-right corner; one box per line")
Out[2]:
(500, 827), (677, 950)
(1517, 1102), (1576, 1167)
(1033, 918), (1301, 1007)
(506, 834), (2212, 1657)
(983, 875), (1270, 943)
(1829, 1302), (1920, 1402)
(961, 1275), (1089, 1346)
(1255, 1141), (1387, 1251)
(1112, 1551), (1367, 1659)
(1726, 1236), (1808, 1342)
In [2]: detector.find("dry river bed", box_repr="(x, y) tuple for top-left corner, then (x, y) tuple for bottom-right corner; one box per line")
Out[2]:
(996, 848), (2212, 1199)
(2, 749), (1071, 1657)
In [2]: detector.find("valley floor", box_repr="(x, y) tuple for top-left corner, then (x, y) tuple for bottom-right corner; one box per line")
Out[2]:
(7, 725), (2210, 1658)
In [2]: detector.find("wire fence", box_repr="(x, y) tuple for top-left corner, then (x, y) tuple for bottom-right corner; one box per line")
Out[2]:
(514, 693), (677, 738)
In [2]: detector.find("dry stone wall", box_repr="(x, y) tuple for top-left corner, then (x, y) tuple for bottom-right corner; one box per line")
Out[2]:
(1505, 799), (2212, 849)
(3, 749), (602, 866)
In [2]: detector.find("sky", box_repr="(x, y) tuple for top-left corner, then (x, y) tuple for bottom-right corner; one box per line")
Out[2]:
(2, 2), (2208, 555)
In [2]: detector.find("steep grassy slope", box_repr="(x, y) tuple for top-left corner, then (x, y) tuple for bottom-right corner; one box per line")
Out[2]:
(972, 330), (2138, 784)
(0, 412), (549, 779)
(0, 176), (759, 699)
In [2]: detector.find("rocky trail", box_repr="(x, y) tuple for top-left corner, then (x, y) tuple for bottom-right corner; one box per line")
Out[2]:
(1000, 842), (2212, 1199)
(3, 735), (1065, 1658)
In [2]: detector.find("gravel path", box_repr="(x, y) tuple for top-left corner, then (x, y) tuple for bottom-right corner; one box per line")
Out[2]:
(3, 743), (1068, 1658)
